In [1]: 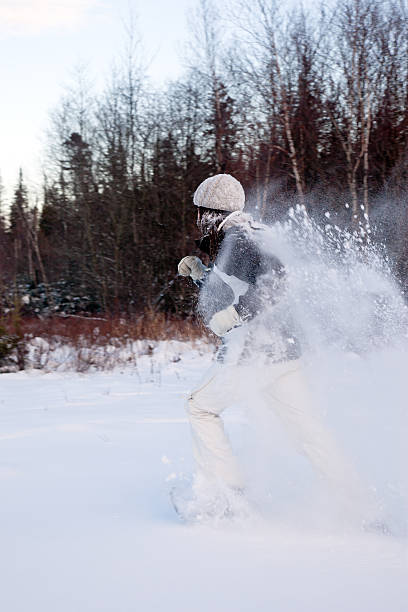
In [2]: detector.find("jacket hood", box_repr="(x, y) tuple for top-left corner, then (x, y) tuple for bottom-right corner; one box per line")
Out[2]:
(217, 210), (264, 232)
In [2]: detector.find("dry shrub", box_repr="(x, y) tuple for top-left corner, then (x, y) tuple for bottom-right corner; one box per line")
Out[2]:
(0, 310), (216, 372)
(19, 310), (211, 346)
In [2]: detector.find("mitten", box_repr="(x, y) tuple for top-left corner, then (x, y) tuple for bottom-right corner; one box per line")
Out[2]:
(209, 305), (241, 336)
(178, 256), (207, 281)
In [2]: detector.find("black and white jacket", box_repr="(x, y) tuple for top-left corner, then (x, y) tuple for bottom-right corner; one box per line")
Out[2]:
(196, 211), (301, 362)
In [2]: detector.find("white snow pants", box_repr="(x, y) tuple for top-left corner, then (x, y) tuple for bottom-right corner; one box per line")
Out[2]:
(187, 358), (363, 500)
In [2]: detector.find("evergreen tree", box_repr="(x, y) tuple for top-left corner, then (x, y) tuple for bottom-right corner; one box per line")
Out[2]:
(8, 170), (34, 282)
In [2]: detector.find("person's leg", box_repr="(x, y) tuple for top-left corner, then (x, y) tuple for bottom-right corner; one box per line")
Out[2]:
(186, 364), (245, 489)
(263, 359), (370, 514)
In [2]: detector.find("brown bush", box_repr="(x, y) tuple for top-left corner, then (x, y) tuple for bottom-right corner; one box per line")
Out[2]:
(17, 310), (213, 347)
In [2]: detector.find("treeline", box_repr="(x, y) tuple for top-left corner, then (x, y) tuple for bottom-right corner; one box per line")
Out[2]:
(1, 0), (408, 317)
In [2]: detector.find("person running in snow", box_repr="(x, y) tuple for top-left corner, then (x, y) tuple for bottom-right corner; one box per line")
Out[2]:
(178, 174), (368, 515)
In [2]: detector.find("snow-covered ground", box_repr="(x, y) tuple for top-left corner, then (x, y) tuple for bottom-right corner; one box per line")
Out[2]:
(1, 341), (407, 612)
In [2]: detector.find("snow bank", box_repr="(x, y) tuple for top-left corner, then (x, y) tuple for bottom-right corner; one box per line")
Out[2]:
(26, 336), (215, 373)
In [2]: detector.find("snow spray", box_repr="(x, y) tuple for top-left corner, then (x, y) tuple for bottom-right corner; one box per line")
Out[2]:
(234, 205), (408, 534)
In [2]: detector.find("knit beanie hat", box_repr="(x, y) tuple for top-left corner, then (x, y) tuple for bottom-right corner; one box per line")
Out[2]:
(193, 174), (245, 212)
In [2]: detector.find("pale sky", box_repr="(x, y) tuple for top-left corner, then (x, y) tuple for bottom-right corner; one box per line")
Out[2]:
(0, 0), (193, 205)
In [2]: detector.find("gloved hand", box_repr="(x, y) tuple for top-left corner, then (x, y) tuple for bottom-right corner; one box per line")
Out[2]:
(178, 256), (207, 281)
(209, 305), (241, 336)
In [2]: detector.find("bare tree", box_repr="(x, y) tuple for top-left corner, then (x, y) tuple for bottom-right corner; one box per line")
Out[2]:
(231, 0), (309, 207)
(326, 0), (389, 221)
(186, 0), (238, 173)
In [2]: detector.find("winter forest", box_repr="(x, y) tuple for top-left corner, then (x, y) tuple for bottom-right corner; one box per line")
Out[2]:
(1, 0), (408, 330)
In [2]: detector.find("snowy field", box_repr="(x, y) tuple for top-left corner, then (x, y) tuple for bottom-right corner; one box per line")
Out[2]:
(1, 341), (407, 612)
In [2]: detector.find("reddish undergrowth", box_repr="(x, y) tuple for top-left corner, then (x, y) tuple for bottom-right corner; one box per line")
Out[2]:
(7, 311), (211, 346)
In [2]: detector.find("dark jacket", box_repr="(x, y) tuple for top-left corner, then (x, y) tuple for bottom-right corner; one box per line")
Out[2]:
(197, 226), (284, 322)
(196, 217), (301, 362)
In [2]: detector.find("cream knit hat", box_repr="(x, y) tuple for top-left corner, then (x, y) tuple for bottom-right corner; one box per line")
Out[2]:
(193, 174), (245, 212)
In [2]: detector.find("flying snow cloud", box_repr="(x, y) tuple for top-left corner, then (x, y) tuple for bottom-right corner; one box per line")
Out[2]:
(0, 0), (100, 35)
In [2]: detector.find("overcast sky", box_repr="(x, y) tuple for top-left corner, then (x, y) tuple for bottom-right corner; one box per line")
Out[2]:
(0, 0), (193, 205)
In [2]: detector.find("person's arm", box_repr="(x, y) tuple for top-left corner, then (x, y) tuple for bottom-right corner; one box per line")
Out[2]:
(220, 230), (285, 322)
